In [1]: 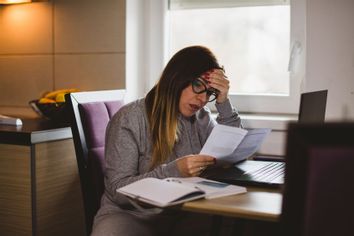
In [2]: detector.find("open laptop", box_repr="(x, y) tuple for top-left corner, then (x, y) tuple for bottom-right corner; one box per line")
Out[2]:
(204, 90), (328, 188)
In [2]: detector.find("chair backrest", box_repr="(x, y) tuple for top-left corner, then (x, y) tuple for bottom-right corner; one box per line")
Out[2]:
(65, 89), (125, 235)
(281, 122), (354, 236)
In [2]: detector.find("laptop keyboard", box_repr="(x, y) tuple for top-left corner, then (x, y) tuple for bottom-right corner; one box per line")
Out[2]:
(246, 162), (285, 183)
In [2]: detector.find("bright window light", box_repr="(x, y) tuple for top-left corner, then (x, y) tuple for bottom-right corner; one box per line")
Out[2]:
(168, 5), (290, 96)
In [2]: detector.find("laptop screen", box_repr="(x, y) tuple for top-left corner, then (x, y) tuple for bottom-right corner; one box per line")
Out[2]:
(298, 90), (328, 123)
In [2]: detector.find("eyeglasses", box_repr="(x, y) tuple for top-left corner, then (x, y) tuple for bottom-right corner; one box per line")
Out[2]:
(191, 77), (218, 102)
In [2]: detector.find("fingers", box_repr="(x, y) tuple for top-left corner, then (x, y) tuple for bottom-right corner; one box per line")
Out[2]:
(188, 155), (216, 176)
(177, 155), (216, 177)
(191, 155), (216, 162)
(190, 165), (207, 177)
(188, 164), (208, 176)
(192, 159), (215, 168)
(202, 68), (228, 84)
(202, 68), (230, 103)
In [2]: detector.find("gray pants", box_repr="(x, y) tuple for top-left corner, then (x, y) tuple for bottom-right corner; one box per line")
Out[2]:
(91, 209), (212, 236)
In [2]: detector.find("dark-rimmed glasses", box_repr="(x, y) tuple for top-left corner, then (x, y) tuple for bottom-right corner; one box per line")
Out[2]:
(191, 77), (218, 102)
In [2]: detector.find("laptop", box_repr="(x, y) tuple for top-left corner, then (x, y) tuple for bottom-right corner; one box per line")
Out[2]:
(204, 90), (328, 188)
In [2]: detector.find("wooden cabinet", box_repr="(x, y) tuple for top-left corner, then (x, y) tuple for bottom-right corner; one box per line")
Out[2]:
(0, 119), (86, 236)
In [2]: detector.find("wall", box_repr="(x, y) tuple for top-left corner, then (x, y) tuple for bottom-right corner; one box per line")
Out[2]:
(0, 0), (126, 118)
(125, 0), (146, 103)
(126, 0), (167, 103)
(306, 0), (354, 121)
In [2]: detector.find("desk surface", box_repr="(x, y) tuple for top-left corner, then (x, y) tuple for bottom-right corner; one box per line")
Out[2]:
(181, 187), (282, 222)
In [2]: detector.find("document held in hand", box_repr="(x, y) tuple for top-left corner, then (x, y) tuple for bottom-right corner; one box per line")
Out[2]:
(117, 177), (247, 208)
(200, 124), (271, 165)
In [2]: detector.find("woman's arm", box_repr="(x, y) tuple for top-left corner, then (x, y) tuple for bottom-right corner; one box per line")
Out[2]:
(104, 104), (181, 203)
(198, 67), (242, 139)
(215, 98), (242, 127)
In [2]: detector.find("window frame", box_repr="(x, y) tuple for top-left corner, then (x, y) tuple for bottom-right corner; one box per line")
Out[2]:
(127, 0), (306, 115)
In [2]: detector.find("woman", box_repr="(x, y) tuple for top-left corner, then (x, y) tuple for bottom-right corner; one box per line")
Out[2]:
(91, 46), (242, 235)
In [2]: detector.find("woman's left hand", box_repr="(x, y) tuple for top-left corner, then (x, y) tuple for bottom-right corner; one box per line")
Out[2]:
(203, 67), (230, 104)
(176, 154), (216, 177)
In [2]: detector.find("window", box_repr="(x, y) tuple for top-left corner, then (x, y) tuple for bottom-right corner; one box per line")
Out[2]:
(166, 0), (305, 114)
(126, 0), (306, 114)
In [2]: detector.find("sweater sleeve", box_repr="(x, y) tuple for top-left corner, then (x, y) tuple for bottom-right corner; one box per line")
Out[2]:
(215, 98), (242, 127)
(103, 102), (181, 204)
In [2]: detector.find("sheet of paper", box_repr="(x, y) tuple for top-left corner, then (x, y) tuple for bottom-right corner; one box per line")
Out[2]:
(218, 128), (271, 164)
(200, 124), (248, 158)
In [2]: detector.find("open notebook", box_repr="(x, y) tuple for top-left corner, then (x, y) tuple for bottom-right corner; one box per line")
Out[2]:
(117, 177), (246, 208)
(204, 90), (328, 188)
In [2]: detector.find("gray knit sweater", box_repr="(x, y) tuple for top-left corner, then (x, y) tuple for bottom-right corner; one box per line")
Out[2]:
(96, 98), (241, 216)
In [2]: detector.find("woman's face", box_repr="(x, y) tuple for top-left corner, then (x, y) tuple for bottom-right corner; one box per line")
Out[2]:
(179, 83), (209, 117)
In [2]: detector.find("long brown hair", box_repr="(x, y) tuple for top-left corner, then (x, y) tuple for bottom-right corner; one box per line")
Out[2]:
(145, 46), (221, 169)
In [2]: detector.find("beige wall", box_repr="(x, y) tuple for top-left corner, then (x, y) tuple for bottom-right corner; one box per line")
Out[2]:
(306, 0), (354, 121)
(0, 0), (126, 118)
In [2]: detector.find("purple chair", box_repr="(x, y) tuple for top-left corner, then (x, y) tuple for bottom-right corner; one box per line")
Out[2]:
(281, 122), (354, 236)
(65, 90), (125, 235)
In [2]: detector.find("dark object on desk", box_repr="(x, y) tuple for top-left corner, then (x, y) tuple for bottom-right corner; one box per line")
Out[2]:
(281, 122), (354, 236)
(205, 89), (328, 188)
(65, 89), (125, 235)
(204, 160), (284, 188)
(298, 89), (327, 123)
(29, 99), (70, 124)
(254, 89), (328, 163)
(252, 155), (285, 162)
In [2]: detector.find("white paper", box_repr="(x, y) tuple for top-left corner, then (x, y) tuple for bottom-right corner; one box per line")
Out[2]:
(200, 124), (271, 165)
(200, 124), (248, 158)
(117, 178), (205, 207)
(226, 128), (271, 164)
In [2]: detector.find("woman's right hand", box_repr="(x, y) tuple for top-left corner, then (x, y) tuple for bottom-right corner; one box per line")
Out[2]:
(176, 154), (216, 177)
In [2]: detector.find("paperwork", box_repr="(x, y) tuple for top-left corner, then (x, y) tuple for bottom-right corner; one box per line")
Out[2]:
(200, 124), (271, 165)
(117, 177), (246, 208)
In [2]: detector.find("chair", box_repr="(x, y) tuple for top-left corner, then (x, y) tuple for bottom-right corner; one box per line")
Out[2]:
(65, 89), (125, 235)
(280, 122), (354, 236)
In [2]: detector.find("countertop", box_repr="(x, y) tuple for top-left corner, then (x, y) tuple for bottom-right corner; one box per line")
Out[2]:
(0, 118), (72, 145)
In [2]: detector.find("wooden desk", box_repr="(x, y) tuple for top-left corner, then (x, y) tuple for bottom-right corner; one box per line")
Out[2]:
(182, 187), (282, 222)
(0, 119), (85, 236)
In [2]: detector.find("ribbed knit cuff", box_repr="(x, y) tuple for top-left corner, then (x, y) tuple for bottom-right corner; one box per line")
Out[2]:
(215, 98), (236, 118)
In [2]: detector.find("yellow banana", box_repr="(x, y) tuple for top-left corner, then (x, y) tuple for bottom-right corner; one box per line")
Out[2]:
(55, 93), (66, 103)
(44, 88), (79, 99)
(38, 97), (56, 104)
